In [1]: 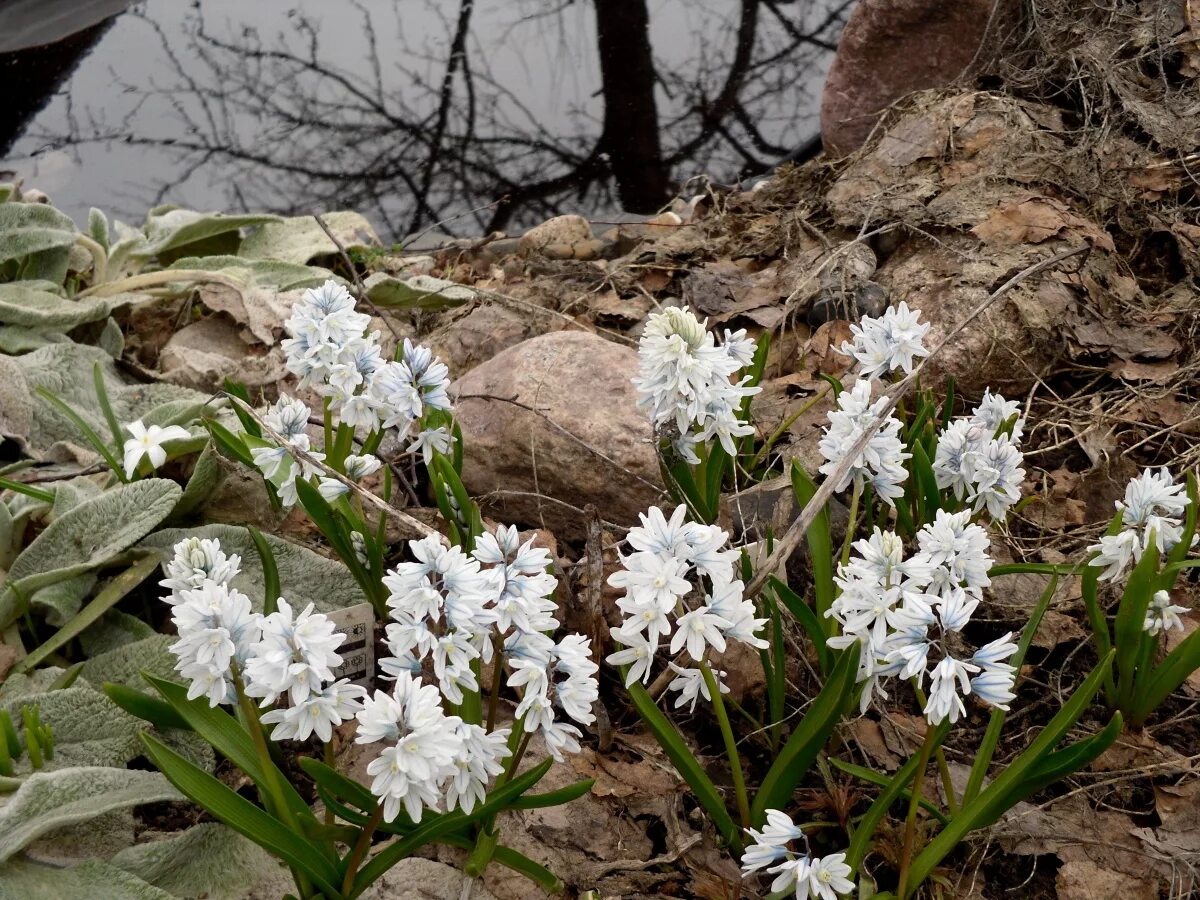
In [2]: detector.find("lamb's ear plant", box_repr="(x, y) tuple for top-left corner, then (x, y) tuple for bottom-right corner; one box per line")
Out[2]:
(1081, 468), (1200, 727)
(150, 280), (599, 896)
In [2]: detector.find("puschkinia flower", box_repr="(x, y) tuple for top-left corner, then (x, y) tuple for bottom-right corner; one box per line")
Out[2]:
(826, 518), (1017, 724)
(355, 672), (465, 823)
(818, 379), (909, 505)
(632, 306), (760, 464)
(280, 280), (451, 443)
(933, 390), (1026, 518)
(838, 301), (930, 380)
(740, 809), (853, 899)
(1144, 590), (1189, 636)
(159, 537), (242, 595)
(122, 420), (191, 479)
(243, 598), (347, 706)
(166, 577), (262, 707)
(605, 505), (767, 700)
(380, 525), (598, 761)
(1088, 468), (1193, 581)
(161, 536), (365, 744)
(260, 679), (366, 742)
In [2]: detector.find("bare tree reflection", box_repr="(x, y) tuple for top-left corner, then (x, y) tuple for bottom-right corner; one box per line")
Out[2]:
(30, 0), (851, 239)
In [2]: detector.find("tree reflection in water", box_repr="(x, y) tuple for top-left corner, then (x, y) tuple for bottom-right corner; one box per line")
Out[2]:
(16, 0), (852, 240)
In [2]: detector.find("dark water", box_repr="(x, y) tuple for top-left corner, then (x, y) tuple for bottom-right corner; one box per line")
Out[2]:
(0, 0), (850, 242)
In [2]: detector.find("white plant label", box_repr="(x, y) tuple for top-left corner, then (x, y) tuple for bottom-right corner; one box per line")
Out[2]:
(326, 602), (375, 689)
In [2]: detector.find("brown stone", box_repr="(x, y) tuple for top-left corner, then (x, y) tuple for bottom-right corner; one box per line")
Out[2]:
(451, 331), (665, 538)
(820, 0), (1016, 156)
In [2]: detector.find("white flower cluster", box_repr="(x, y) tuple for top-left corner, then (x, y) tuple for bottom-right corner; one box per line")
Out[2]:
(827, 511), (1018, 725)
(251, 394), (328, 506)
(252, 282), (457, 506)
(605, 505), (768, 711)
(1088, 468), (1192, 582)
(818, 379), (909, 505)
(160, 538), (366, 741)
(1144, 590), (1188, 636)
(282, 280), (452, 436)
(632, 306), (760, 464)
(933, 390), (1026, 518)
(741, 810), (854, 899)
(355, 672), (510, 821)
(380, 525), (599, 762)
(838, 300), (931, 380)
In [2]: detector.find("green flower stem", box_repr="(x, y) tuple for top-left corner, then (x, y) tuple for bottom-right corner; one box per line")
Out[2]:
(839, 481), (863, 568)
(323, 399), (334, 457)
(234, 681), (290, 823)
(701, 662), (751, 829)
(323, 741), (336, 827)
(341, 802), (385, 896)
(485, 636), (505, 733)
(235, 679), (313, 900)
(74, 233), (108, 284)
(897, 724), (940, 900)
(912, 684), (957, 815)
(750, 386), (833, 471)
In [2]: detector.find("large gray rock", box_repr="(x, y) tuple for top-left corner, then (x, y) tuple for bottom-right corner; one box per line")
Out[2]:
(820, 0), (1016, 156)
(452, 330), (665, 538)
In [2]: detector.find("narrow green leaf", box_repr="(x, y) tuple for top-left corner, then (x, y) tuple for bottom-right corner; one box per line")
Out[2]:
(223, 380), (262, 438)
(751, 643), (860, 823)
(492, 845), (563, 892)
(298, 758), (376, 813)
(350, 759), (555, 895)
(962, 574), (1059, 805)
(205, 420), (256, 469)
(789, 461), (834, 630)
(14, 554), (161, 673)
(1113, 536), (1161, 707)
(1134, 623), (1200, 724)
(829, 758), (948, 824)
(845, 722), (950, 871)
(142, 674), (318, 829)
(767, 576), (830, 673)
(139, 732), (342, 897)
(624, 680), (739, 848)
(0, 477), (54, 504)
(93, 361), (125, 453)
(247, 526), (280, 615)
(508, 778), (595, 810)
(907, 651), (1114, 889)
(103, 682), (190, 731)
(33, 387), (125, 480)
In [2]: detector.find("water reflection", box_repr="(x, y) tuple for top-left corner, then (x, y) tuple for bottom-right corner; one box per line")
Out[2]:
(3, 0), (850, 240)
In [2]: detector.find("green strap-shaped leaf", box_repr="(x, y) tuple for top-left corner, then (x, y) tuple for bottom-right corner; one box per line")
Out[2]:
(15, 555), (161, 674)
(142, 674), (319, 832)
(751, 642), (860, 824)
(790, 461), (835, 629)
(102, 683), (189, 731)
(767, 576), (830, 674)
(962, 574), (1059, 805)
(247, 527), (280, 615)
(844, 721), (951, 872)
(829, 758), (948, 825)
(624, 679), (739, 849)
(906, 650), (1114, 889)
(138, 732), (342, 897)
(350, 758), (554, 896)
(1113, 536), (1161, 707)
(508, 778), (595, 810)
